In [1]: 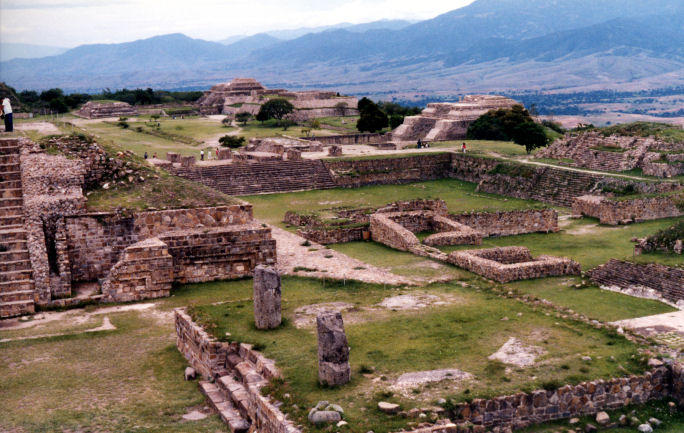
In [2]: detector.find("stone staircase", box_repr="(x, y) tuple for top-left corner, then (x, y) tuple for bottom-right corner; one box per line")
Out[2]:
(198, 342), (295, 433)
(174, 160), (337, 196)
(530, 167), (601, 207)
(0, 138), (35, 318)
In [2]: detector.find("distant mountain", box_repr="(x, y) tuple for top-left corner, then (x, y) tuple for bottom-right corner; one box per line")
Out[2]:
(0, 43), (68, 62)
(1, 0), (683, 97)
(218, 19), (415, 45)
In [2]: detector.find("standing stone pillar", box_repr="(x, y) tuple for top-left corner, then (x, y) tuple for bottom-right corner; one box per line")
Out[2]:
(316, 311), (351, 386)
(253, 265), (281, 329)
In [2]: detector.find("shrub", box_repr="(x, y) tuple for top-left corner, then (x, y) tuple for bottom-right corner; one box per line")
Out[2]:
(235, 112), (252, 126)
(117, 121), (129, 129)
(218, 135), (246, 149)
(468, 105), (549, 153)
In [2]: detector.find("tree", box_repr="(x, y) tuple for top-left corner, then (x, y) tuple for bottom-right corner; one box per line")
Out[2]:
(219, 135), (246, 149)
(356, 98), (388, 133)
(467, 104), (549, 154)
(334, 101), (348, 116)
(40, 88), (64, 102)
(256, 98), (294, 125)
(48, 97), (69, 113)
(389, 114), (404, 130)
(235, 112), (252, 126)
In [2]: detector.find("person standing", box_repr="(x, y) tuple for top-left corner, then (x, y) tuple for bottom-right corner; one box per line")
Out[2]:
(200, 149), (204, 161)
(1, 97), (13, 132)
(462, 142), (467, 153)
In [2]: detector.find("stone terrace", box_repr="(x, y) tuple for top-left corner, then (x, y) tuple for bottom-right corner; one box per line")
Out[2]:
(447, 246), (581, 283)
(75, 101), (139, 119)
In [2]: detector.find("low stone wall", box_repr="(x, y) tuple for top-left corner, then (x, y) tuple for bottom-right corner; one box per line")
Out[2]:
(324, 153), (453, 188)
(370, 213), (421, 252)
(572, 195), (682, 225)
(447, 365), (671, 429)
(101, 238), (174, 302)
(450, 154), (500, 183)
(175, 309), (301, 433)
(301, 133), (390, 145)
(449, 209), (558, 237)
(588, 259), (684, 308)
(175, 308), (228, 380)
(296, 226), (366, 244)
(159, 226), (277, 283)
(642, 161), (684, 178)
(448, 247), (581, 283)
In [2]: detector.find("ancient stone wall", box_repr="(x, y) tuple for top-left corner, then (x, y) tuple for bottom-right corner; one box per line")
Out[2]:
(588, 259), (684, 307)
(572, 195), (682, 225)
(370, 213), (421, 252)
(296, 226), (366, 245)
(75, 101), (139, 119)
(450, 154), (500, 183)
(300, 133), (390, 146)
(101, 238), (174, 302)
(64, 205), (255, 282)
(175, 308), (229, 380)
(175, 309), (301, 433)
(324, 153), (453, 188)
(447, 365), (671, 429)
(448, 247), (581, 283)
(159, 226), (277, 283)
(449, 209), (559, 237)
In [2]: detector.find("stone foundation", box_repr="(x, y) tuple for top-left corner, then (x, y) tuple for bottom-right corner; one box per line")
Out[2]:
(572, 195), (682, 225)
(75, 101), (139, 119)
(301, 133), (390, 146)
(449, 209), (559, 237)
(447, 247), (581, 283)
(588, 259), (684, 308)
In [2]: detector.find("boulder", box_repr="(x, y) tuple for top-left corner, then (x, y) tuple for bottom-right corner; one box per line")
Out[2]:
(253, 265), (282, 329)
(378, 402), (401, 414)
(317, 311), (351, 386)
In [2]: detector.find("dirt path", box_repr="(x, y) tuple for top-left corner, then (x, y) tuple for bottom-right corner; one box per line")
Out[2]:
(268, 224), (419, 286)
(15, 121), (61, 135)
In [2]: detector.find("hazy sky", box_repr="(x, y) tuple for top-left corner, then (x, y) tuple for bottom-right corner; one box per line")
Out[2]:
(0, 0), (475, 47)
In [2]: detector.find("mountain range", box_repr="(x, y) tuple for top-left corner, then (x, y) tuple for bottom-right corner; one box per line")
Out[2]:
(1, 0), (683, 100)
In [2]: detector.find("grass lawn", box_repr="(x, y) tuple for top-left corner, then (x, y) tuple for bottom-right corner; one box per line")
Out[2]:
(245, 179), (547, 227)
(429, 140), (533, 158)
(189, 277), (650, 433)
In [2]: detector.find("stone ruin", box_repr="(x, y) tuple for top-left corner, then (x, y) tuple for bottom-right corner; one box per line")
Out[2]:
(447, 246), (581, 283)
(316, 311), (351, 386)
(0, 136), (276, 318)
(253, 265), (282, 330)
(196, 78), (358, 120)
(572, 193), (683, 225)
(75, 101), (139, 119)
(535, 131), (684, 178)
(392, 95), (519, 142)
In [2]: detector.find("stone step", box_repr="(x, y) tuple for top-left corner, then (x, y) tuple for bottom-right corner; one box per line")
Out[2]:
(0, 215), (24, 227)
(199, 381), (250, 433)
(0, 179), (22, 190)
(217, 375), (252, 420)
(0, 269), (33, 283)
(0, 227), (28, 242)
(0, 249), (30, 262)
(0, 279), (34, 292)
(0, 290), (34, 303)
(0, 171), (22, 182)
(0, 146), (20, 156)
(0, 154), (20, 164)
(0, 299), (35, 318)
(0, 197), (23, 208)
(0, 239), (28, 252)
(0, 206), (23, 218)
(0, 188), (23, 200)
(0, 163), (21, 174)
(0, 259), (32, 273)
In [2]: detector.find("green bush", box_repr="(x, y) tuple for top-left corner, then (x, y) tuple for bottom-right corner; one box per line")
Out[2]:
(218, 135), (246, 148)
(467, 105), (549, 153)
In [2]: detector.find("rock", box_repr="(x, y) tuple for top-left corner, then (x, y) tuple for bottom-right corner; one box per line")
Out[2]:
(569, 418), (580, 425)
(581, 356), (592, 362)
(596, 411), (610, 425)
(184, 367), (196, 380)
(253, 265), (282, 329)
(317, 311), (351, 386)
(647, 358), (664, 367)
(378, 402), (401, 414)
(648, 418), (661, 427)
(314, 401), (329, 410)
(638, 424), (653, 433)
(437, 398), (447, 405)
(308, 410), (341, 425)
(337, 420), (348, 427)
(327, 404), (344, 414)
(669, 401), (677, 414)
(181, 409), (207, 421)
(619, 414), (628, 425)
(630, 417), (642, 426)
(584, 423), (597, 433)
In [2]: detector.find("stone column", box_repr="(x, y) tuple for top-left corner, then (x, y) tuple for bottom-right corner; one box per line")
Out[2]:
(253, 265), (282, 329)
(316, 311), (351, 386)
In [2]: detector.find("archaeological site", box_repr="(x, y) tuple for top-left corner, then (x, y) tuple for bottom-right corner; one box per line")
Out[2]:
(2, 80), (684, 433)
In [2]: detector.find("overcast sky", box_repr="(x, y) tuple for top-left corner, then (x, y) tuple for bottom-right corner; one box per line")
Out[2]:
(1, 0), (475, 47)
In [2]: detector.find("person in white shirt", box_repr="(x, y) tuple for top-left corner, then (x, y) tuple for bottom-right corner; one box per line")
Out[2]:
(1, 98), (13, 132)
